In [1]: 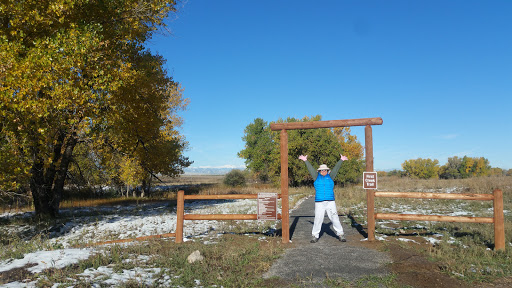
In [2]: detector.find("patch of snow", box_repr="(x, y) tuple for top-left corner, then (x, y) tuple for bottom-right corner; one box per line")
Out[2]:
(424, 237), (442, 245)
(360, 235), (388, 241)
(1, 185), (503, 286)
(78, 266), (171, 286)
(0, 197), (283, 286)
(397, 238), (419, 244)
(444, 187), (459, 193)
(0, 281), (37, 288)
(447, 211), (473, 217)
(0, 248), (94, 274)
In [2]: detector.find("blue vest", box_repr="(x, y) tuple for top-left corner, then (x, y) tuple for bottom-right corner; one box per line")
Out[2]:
(314, 174), (335, 202)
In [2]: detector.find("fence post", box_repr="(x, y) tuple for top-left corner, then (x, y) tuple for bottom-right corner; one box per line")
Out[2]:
(175, 190), (185, 243)
(493, 189), (505, 251)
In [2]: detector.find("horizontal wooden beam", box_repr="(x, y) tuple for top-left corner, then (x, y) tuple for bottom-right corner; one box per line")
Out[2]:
(270, 117), (383, 131)
(87, 233), (176, 246)
(183, 194), (281, 200)
(184, 214), (282, 220)
(375, 213), (494, 224)
(374, 191), (494, 201)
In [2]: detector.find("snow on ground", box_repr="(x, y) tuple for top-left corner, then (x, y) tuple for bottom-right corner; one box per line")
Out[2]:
(397, 238), (419, 244)
(0, 189), (507, 286)
(42, 197), (283, 248)
(0, 248), (94, 274)
(0, 196), (290, 287)
(355, 188), (511, 247)
(78, 266), (172, 287)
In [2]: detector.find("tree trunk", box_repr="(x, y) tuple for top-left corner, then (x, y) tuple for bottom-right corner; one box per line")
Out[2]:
(30, 131), (77, 219)
(30, 161), (59, 218)
(52, 135), (77, 213)
(141, 177), (152, 198)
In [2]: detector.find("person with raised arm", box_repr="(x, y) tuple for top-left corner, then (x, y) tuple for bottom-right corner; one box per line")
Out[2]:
(299, 154), (348, 243)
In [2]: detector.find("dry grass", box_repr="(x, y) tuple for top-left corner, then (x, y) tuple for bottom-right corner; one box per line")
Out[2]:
(1, 174), (511, 286)
(376, 175), (511, 194)
(337, 175), (512, 283)
(338, 175), (512, 229)
(3, 174), (510, 214)
(4, 174), (510, 213)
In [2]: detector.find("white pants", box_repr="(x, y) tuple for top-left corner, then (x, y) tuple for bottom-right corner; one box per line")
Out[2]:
(312, 201), (344, 238)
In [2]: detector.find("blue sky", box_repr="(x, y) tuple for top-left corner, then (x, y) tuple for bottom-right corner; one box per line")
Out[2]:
(148, 0), (512, 171)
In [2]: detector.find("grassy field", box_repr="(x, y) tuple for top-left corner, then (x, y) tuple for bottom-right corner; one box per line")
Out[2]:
(0, 175), (511, 287)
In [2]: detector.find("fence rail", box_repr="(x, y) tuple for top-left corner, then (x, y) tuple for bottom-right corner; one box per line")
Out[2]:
(369, 188), (505, 250)
(175, 190), (282, 243)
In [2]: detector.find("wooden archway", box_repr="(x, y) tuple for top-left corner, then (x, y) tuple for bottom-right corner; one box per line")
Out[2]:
(270, 117), (383, 243)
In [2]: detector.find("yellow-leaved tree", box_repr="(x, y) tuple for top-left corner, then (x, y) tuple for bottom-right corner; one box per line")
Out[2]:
(332, 127), (364, 160)
(402, 158), (440, 179)
(238, 115), (365, 186)
(0, 0), (191, 218)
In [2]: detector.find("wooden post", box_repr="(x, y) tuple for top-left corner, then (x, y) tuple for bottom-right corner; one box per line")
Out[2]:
(175, 190), (185, 243)
(365, 125), (375, 241)
(493, 189), (505, 251)
(280, 129), (290, 243)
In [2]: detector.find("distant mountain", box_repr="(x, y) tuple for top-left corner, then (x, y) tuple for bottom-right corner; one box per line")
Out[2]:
(184, 167), (245, 175)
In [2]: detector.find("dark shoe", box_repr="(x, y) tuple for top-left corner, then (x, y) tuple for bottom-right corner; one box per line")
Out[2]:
(338, 235), (346, 242)
(310, 236), (319, 243)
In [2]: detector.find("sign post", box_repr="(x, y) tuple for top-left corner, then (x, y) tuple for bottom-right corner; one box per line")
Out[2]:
(365, 125), (376, 241)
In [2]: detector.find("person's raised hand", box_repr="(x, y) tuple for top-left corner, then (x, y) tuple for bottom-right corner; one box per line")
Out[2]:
(299, 155), (308, 161)
(340, 154), (348, 161)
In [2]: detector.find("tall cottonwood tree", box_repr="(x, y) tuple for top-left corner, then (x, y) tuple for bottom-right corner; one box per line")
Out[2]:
(459, 156), (491, 178)
(0, 0), (191, 217)
(237, 118), (275, 183)
(239, 116), (365, 186)
(439, 156), (463, 179)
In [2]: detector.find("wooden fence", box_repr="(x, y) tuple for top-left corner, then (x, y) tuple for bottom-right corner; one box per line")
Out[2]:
(367, 188), (505, 250)
(175, 190), (282, 243)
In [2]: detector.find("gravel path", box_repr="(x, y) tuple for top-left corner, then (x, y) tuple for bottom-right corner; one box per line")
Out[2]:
(264, 196), (391, 285)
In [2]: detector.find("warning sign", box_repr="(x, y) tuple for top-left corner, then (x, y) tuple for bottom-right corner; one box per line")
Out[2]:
(257, 193), (278, 220)
(363, 172), (378, 189)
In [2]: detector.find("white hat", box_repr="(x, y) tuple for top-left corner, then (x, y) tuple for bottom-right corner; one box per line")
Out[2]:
(317, 164), (330, 171)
